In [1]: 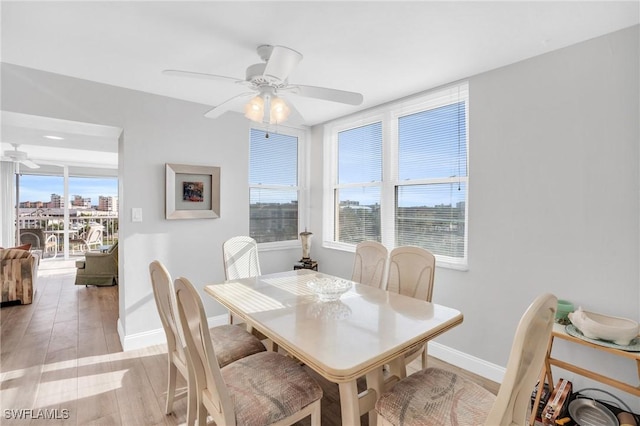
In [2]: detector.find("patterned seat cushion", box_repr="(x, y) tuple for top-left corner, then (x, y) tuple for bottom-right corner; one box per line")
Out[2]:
(210, 324), (266, 367)
(375, 367), (495, 426)
(221, 351), (323, 426)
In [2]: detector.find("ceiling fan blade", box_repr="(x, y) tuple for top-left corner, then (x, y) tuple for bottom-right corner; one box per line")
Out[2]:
(163, 69), (247, 85)
(290, 84), (364, 106)
(204, 92), (255, 119)
(263, 45), (303, 82)
(21, 159), (40, 169)
(281, 97), (305, 125)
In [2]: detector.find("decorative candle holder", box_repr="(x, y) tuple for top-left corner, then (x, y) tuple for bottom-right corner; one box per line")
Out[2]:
(300, 229), (313, 261)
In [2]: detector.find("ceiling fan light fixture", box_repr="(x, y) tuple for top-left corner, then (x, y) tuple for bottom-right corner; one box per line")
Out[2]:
(270, 96), (290, 124)
(244, 91), (291, 125)
(244, 95), (265, 122)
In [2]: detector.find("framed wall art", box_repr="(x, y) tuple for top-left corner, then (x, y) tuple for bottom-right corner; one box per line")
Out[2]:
(165, 163), (220, 219)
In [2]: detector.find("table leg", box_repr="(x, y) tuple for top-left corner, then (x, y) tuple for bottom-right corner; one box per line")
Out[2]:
(387, 356), (406, 382)
(339, 380), (360, 426)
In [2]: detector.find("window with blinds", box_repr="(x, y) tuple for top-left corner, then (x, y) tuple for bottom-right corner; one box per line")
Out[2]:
(335, 122), (382, 244)
(325, 82), (469, 268)
(249, 129), (299, 243)
(396, 100), (467, 260)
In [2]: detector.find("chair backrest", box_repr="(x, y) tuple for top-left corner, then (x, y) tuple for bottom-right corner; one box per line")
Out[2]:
(484, 293), (557, 426)
(174, 276), (235, 425)
(149, 261), (186, 364)
(84, 224), (104, 246)
(20, 228), (44, 249)
(222, 236), (261, 280)
(107, 241), (119, 261)
(351, 241), (388, 288)
(386, 246), (436, 300)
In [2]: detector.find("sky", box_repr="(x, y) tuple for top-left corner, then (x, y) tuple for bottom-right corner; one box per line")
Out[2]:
(18, 175), (117, 204)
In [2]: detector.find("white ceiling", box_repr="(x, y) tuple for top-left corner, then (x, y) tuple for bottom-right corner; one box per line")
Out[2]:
(1, 1), (638, 167)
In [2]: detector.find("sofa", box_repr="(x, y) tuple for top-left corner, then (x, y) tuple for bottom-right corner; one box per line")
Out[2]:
(1, 248), (39, 305)
(75, 241), (118, 286)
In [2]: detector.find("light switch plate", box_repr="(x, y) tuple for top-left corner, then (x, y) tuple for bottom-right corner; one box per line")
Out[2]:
(132, 208), (143, 222)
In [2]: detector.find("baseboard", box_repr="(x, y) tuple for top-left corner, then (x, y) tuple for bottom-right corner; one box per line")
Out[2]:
(429, 341), (506, 384)
(118, 314), (229, 351)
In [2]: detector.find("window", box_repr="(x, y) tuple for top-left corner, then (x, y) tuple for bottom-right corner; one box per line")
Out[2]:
(325, 83), (469, 268)
(249, 128), (301, 244)
(335, 122), (382, 244)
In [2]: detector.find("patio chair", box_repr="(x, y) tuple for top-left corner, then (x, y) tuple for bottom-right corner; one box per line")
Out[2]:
(375, 293), (557, 426)
(70, 224), (104, 253)
(149, 261), (266, 424)
(174, 276), (322, 426)
(20, 228), (58, 258)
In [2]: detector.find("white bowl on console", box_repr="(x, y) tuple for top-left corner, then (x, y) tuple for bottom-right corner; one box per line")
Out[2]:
(568, 307), (639, 346)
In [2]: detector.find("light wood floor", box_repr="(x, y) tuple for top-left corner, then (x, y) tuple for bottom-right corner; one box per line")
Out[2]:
(1, 260), (499, 425)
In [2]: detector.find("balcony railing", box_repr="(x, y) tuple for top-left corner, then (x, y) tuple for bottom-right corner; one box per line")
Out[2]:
(17, 208), (118, 258)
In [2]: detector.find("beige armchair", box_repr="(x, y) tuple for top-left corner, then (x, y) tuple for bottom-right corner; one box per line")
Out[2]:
(1, 248), (38, 305)
(75, 242), (118, 286)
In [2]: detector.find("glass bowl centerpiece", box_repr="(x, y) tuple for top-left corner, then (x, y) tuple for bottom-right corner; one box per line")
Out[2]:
(307, 277), (352, 302)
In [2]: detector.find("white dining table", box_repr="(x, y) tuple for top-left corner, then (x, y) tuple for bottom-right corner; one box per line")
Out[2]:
(204, 269), (463, 426)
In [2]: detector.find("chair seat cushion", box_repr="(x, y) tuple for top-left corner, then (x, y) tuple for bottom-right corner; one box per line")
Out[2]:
(375, 367), (495, 426)
(221, 351), (322, 426)
(210, 324), (266, 367)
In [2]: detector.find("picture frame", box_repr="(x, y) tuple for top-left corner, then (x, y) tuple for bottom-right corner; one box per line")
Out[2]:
(165, 163), (220, 220)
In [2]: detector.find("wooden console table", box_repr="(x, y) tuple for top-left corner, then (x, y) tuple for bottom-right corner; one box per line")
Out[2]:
(530, 323), (640, 425)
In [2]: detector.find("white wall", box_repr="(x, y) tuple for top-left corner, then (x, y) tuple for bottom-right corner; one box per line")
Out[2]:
(1, 63), (254, 342)
(311, 25), (639, 409)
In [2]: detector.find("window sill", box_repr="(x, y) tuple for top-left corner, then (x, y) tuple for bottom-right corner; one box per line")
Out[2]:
(257, 240), (300, 252)
(323, 240), (468, 271)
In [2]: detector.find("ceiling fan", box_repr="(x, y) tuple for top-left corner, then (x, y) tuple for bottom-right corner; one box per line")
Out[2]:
(163, 44), (364, 124)
(1, 144), (40, 169)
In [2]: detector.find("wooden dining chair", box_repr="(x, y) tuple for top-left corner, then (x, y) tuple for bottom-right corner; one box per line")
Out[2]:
(149, 261), (266, 423)
(222, 236), (261, 280)
(375, 293), (557, 426)
(386, 245), (436, 372)
(351, 241), (388, 288)
(221, 235), (277, 350)
(174, 276), (323, 426)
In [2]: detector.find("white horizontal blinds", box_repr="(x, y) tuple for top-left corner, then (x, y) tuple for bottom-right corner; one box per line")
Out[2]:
(336, 122), (382, 243)
(338, 122), (382, 184)
(396, 88), (468, 261)
(398, 101), (467, 180)
(249, 129), (298, 243)
(250, 129), (298, 185)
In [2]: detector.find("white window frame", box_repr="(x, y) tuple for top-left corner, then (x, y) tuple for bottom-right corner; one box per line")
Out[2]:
(323, 82), (469, 269)
(250, 124), (310, 251)
(323, 111), (385, 252)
